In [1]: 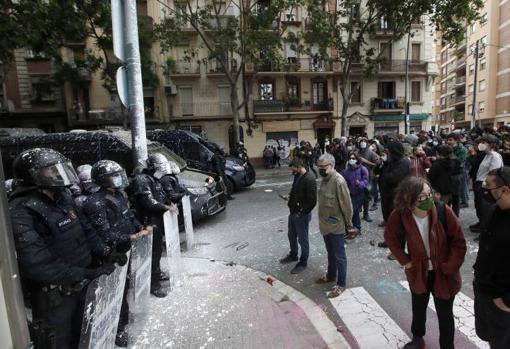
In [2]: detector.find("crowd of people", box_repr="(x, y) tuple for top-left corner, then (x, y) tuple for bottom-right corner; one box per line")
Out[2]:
(279, 125), (510, 349)
(5, 148), (189, 348)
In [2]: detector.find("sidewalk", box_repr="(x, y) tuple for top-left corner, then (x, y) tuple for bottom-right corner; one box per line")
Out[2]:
(130, 257), (349, 349)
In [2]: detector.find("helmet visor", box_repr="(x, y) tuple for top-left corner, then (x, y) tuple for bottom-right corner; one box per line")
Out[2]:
(105, 171), (129, 189)
(30, 162), (79, 187)
(154, 162), (172, 176)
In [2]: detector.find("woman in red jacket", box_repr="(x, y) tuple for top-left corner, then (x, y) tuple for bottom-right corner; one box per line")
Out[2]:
(384, 176), (467, 349)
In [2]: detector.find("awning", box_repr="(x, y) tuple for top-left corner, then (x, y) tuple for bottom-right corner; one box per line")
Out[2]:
(369, 113), (431, 122)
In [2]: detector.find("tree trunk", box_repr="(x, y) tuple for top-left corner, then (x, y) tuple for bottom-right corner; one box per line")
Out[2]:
(230, 84), (241, 145)
(341, 94), (349, 136)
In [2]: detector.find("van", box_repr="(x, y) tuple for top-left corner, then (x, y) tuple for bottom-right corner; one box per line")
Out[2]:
(147, 130), (255, 194)
(0, 131), (226, 221)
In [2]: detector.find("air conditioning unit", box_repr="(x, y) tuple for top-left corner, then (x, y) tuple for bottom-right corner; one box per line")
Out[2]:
(245, 63), (255, 73)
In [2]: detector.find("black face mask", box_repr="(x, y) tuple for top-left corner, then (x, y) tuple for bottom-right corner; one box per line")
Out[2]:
(319, 169), (328, 177)
(482, 188), (501, 204)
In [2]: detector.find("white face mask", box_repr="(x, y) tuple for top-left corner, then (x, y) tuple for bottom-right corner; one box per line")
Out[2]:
(433, 141), (439, 146)
(478, 143), (488, 152)
(381, 154), (388, 162)
(348, 159), (357, 166)
(360, 142), (367, 149)
(347, 146), (353, 151)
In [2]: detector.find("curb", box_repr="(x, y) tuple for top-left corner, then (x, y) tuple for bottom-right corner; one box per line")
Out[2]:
(187, 257), (351, 349)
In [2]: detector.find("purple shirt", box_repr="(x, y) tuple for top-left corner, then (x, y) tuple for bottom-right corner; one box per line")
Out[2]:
(342, 165), (369, 196)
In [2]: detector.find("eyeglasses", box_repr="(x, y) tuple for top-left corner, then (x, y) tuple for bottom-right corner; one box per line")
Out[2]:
(417, 192), (433, 202)
(318, 164), (332, 170)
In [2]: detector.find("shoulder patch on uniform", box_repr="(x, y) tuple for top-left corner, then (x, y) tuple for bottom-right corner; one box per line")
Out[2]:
(57, 217), (73, 228)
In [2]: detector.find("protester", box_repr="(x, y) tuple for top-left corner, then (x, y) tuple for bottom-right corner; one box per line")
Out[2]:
(471, 135), (503, 233)
(447, 133), (469, 210)
(357, 138), (379, 222)
(385, 176), (466, 349)
(428, 145), (459, 216)
(409, 145), (431, 178)
(473, 166), (510, 348)
(342, 154), (369, 232)
(316, 153), (354, 298)
(9, 148), (113, 349)
(263, 146), (274, 169)
(279, 157), (317, 274)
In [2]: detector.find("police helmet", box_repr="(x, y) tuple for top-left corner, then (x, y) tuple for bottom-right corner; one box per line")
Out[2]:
(91, 160), (129, 189)
(147, 153), (172, 176)
(13, 148), (79, 188)
(169, 161), (181, 175)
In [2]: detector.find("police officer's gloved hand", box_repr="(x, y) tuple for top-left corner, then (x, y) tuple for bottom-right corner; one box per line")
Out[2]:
(111, 252), (128, 266)
(83, 264), (116, 280)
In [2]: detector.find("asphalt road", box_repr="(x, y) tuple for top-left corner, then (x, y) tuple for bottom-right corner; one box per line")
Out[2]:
(185, 169), (485, 349)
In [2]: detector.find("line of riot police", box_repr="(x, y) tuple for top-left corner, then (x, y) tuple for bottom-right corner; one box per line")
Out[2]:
(7, 147), (188, 349)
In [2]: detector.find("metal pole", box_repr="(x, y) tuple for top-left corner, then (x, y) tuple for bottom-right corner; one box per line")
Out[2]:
(124, 0), (148, 167)
(404, 32), (411, 134)
(471, 40), (479, 129)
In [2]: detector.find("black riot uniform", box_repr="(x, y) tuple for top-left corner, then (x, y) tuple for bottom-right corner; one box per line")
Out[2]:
(159, 161), (187, 204)
(9, 148), (113, 349)
(211, 147), (233, 199)
(131, 153), (172, 297)
(83, 160), (142, 347)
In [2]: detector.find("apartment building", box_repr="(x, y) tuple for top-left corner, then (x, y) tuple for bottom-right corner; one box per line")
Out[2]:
(434, 0), (510, 131)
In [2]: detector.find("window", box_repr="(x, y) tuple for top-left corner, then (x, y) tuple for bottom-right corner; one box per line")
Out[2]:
(411, 81), (421, 102)
(442, 67), (447, 76)
(31, 78), (55, 103)
(468, 84), (474, 95)
(181, 141), (209, 162)
(312, 81), (327, 105)
(481, 36), (488, 46)
(441, 51), (448, 62)
(260, 82), (274, 100)
(470, 23), (476, 34)
(479, 101), (485, 113)
(479, 79), (486, 91)
(480, 58), (487, 70)
(378, 81), (396, 99)
(441, 97), (446, 106)
(411, 43), (421, 63)
(441, 82), (446, 92)
(285, 43), (297, 63)
(468, 104), (473, 113)
(287, 78), (300, 105)
(26, 49), (48, 59)
(350, 81), (361, 103)
(380, 42), (392, 62)
(469, 64), (475, 75)
(179, 125), (203, 134)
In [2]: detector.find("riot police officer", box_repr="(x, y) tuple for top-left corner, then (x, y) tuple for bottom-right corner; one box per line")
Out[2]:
(83, 160), (151, 347)
(160, 160), (187, 204)
(74, 164), (100, 209)
(211, 146), (234, 200)
(9, 148), (114, 349)
(131, 153), (178, 298)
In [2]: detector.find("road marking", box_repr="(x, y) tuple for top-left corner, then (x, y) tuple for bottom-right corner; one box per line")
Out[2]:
(252, 180), (294, 188)
(399, 281), (489, 349)
(329, 287), (410, 349)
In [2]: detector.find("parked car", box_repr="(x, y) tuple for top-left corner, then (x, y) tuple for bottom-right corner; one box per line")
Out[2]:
(147, 129), (255, 194)
(0, 130), (226, 221)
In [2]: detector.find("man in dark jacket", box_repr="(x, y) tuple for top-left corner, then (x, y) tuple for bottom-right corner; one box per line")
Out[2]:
(9, 148), (113, 349)
(377, 141), (411, 225)
(279, 157), (317, 274)
(212, 147), (234, 200)
(428, 145), (459, 215)
(131, 153), (178, 298)
(474, 167), (510, 349)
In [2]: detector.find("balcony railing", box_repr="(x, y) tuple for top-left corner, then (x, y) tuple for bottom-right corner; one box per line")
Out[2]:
(455, 95), (466, 104)
(256, 57), (331, 72)
(253, 99), (332, 113)
(170, 102), (232, 117)
(379, 60), (427, 73)
(455, 76), (466, 85)
(168, 62), (201, 75)
(371, 97), (405, 113)
(456, 57), (467, 69)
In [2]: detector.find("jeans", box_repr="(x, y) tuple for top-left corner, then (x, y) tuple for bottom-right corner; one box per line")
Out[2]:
(351, 192), (365, 230)
(362, 187), (371, 216)
(322, 233), (347, 287)
(474, 286), (510, 349)
(460, 170), (470, 204)
(411, 272), (455, 349)
(288, 212), (312, 264)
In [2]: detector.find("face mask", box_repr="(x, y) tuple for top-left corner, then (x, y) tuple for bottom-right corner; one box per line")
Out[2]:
(347, 146), (353, 152)
(319, 169), (328, 178)
(111, 176), (124, 188)
(360, 142), (367, 149)
(433, 141), (439, 146)
(482, 188), (502, 204)
(417, 197), (434, 211)
(348, 159), (357, 166)
(478, 143), (487, 152)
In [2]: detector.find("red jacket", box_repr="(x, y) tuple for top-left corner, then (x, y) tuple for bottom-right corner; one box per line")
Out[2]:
(384, 205), (467, 299)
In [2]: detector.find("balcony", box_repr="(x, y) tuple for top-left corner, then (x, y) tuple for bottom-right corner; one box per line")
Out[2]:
(253, 99), (332, 115)
(456, 40), (467, 53)
(372, 22), (394, 37)
(256, 58), (332, 73)
(170, 102), (232, 118)
(370, 97), (405, 114)
(454, 95), (466, 105)
(454, 111), (466, 122)
(455, 76), (466, 86)
(379, 60), (428, 75)
(455, 57), (467, 70)
(206, 60), (238, 76)
(281, 11), (301, 25)
(167, 62), (201, 77)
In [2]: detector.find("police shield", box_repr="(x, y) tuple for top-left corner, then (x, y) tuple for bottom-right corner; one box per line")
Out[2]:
(163, 211), (183, 290)
(128, 235), (153, 317)
(79, 252), (130, 349)
(182, 195), (195, 250)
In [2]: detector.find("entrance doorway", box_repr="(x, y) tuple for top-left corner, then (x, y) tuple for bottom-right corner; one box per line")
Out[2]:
(317, 128), (332, 153)
(349, 126), (365, 137)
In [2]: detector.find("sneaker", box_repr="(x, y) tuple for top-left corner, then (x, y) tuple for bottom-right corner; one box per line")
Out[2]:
(387, 253), (397, 261)
(115, 330), (128, 347)
(363, 215), (373, 222)
(150, 287), (167, 298)
(279, 254), (298, 264)
(377, 241), (388, 248)
(327, 286), (346, 298)
(403, 337), (425, 349)
(315, 275), (335, 284)
(290, 263), (307, 274)
(158, 271), (170, 281)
